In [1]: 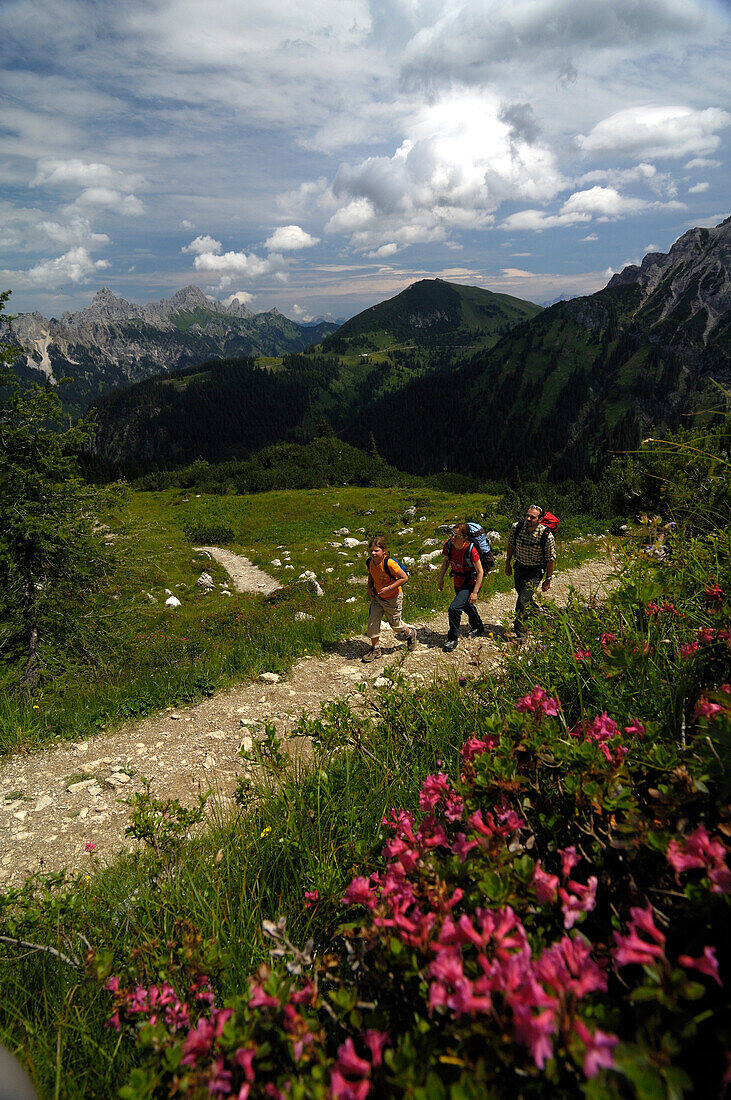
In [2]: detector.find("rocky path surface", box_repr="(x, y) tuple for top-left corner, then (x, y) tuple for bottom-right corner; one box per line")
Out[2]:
(194, 546), (281, 595)
(0, 554), (617, 889)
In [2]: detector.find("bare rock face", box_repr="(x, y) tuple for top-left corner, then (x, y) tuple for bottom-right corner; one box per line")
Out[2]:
(606, 216), (731, 342)
(9, 287), (339, 410)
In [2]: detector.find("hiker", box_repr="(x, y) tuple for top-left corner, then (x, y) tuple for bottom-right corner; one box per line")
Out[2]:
(437, 523), (484, 652)
(505, 505), (556, 642)
(362, 536), (417, 663)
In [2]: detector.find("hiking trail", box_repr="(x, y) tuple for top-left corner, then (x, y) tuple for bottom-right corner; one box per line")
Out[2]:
(0, 552), (616, 888)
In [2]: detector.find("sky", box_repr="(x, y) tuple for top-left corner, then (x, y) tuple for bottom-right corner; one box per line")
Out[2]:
(1, 0), (729, 322)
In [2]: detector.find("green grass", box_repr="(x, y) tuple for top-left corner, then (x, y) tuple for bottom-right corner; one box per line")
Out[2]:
(0, 485), (606, 755)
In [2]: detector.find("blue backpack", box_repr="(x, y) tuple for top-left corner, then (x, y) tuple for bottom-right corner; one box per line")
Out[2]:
(466, 523), (496, 573)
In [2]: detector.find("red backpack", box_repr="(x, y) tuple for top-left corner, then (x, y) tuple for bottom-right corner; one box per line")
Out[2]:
(514, 511), (559, 564)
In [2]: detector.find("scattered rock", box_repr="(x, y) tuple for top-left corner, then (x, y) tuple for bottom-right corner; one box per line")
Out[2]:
(398, 527), (413, 535)
(342, 537), (363, 549)
(259, 672), (280, 683)
(335, 527), (350, 536)
(373, 676), (390, 688)
(165, 596), (182, 608)
(295, 612), (315, 622)
(271, 558), (282, 567)
(345, 597), (357, 604)
(196, 572), (215, 589)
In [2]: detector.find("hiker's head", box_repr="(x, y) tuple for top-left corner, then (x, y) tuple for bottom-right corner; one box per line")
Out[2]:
(452, 522), (470, 545)
(368, 535), (388, 562)
(525, 505), (543, 531)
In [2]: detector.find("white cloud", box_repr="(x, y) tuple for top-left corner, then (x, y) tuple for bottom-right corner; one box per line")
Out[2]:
(501, 268), (534, 277)
(182, 235), (223, 255)
(191, 248), (288, 289)
(365, 243), (400, 258)
(179, 219), (195, 230)
(581, 234), (598, 241)
(290, 303), (313, 321)
(26, 247), (110, 287)
(222, 290), (255, 306)
(32, 158), (144, 192)
(66, 188), (145, 216)
(688, 181), (709, 193)
(400, 0), (712, 87)
(578, 106), (731, 160)
(320, 91), (564, 250)
(684, 157), (721, 170)
(263, 225), (320, 251)
(38, 216), (110, 248)
(561, 186), (647, 218)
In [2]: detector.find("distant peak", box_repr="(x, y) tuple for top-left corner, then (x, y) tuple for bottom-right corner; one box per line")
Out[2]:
(169, 286), (209, 309)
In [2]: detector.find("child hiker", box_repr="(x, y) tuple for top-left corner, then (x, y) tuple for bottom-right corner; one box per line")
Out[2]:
(437, 522), (485, 651)
(362, 536), (417, 663)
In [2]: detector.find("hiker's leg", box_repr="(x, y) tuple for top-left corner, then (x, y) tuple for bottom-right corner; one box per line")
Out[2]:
(367, 598), (384, 643)
(448, 586), (470, 641)
(465, 592), (483, 632)
(513, 566), (543, 635)
(382, 592), (411, 638)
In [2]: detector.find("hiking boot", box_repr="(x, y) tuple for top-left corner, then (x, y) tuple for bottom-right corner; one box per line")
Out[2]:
(361, 646), (381, 663)
(468, 625), (485, 638)
(442, 639), (459, 652)
(407, 628), (417, 651)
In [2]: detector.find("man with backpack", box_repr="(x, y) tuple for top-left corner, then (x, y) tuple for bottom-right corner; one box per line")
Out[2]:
(505, 505), (556, 642)
(437, 523), (485, 652)
(362, 535), (417, 662)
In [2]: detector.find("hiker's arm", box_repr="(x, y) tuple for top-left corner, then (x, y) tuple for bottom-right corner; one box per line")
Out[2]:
(378, 560), (405, 599)
(505, 544), (513, 575)
(542, 560), (555, 590)
(437, 558), (448, 592)
(469, 558), (484, 604)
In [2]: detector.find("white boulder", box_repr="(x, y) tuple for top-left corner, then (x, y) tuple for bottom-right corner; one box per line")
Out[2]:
(196, 572), (215, 589)
(165, 596), (181, 608)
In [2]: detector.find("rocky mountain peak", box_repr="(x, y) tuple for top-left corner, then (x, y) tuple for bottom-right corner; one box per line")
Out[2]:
(76, 287), (143, 324)
(168, 286), (211, 311)
(606, 217), (731, 341)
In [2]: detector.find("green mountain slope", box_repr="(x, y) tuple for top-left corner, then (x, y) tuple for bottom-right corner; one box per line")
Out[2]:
(322, 278), (541, 354)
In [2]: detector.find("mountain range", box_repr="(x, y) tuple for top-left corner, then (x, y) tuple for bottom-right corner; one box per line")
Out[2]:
(13, 216), (731, 482)
(10, 286), (339, 416)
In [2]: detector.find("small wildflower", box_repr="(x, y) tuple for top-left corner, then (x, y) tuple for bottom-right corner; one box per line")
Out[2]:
(573, 649), (592, 661)
(260, 826), (272, 838)
(680, 642), (698, 659)
(84, 841), (96, 853)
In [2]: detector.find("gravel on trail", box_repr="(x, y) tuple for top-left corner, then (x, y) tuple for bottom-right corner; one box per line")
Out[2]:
(0, 552), (616, 889)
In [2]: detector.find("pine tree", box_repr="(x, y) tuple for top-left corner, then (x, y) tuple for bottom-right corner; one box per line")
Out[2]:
(0, 292), (111, 693)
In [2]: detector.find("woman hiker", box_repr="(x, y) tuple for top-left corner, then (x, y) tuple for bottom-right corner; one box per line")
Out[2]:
(437, 522), (484, 652)
(362, 536), (417, 663)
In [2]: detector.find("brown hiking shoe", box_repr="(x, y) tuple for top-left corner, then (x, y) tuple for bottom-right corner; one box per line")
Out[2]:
(407, 628), (417, 651)
(361, 646), (381, 663)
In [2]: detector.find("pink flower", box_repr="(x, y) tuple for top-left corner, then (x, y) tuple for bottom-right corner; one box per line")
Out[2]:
(600, 632), (617, 649)
(573, 649), (592, 661)
(697, 628), (716, 644)
(705, 583), (724, 606)
(363, 1029), (389, 1069)
(461, 737), (489, 762)
(512, 1005), (557, 1070)
(329, 1068), (370, 1100)
(304, 889), (319, 908)
(335, 1037), (371, 1077)
(516, 685), (561, 718)
(451, 832), (478, 863)
(678, 945), (723, 986)
(667, 825), (731, 893)
(559, 846), (581, 878)
(342, 876), (376, 907)
(680, 642), (699, 659)
(573, 1018), (618, 1078)
(559, 877), (597, 930)
(624, 720), (645, 738)
(613, 905), (666, 969)
(695, 697), (725, 720)
(532, 862), (559, 905)
(181, 1017), (216, 1064)
(418, 772), (451, 812)
(84, 841), (96, 853)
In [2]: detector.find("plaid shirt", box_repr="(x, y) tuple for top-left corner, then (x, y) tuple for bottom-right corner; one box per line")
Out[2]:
(508, 522), (556, 567)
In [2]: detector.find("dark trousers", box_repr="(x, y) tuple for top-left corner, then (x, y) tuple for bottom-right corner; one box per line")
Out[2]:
(513, 563), (545, 636)
(447, 585), (483, 641)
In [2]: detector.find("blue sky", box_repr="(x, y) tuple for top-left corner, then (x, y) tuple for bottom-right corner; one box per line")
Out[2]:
(1, 0), (729, 321)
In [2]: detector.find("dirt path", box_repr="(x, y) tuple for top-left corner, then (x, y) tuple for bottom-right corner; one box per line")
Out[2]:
(0, 553), (617, 889)
(194, 546), (281, 595)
